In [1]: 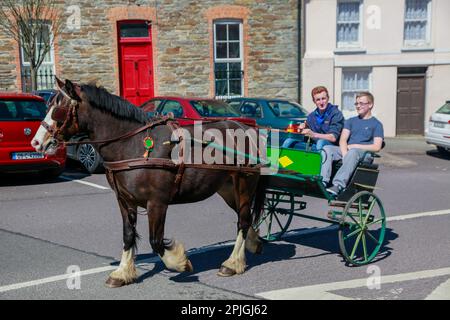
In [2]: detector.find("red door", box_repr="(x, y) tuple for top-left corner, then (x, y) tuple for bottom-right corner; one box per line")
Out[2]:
(118, 21), (154, 106)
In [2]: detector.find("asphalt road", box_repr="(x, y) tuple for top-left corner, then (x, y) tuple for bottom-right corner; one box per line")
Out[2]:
(0, 149), (449, 301)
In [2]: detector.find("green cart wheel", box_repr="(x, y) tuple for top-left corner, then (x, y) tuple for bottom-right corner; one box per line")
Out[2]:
(338, 191), (386, 266)
(253, 191), (294, 242)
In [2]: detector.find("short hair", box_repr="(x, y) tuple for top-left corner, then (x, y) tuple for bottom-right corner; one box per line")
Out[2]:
(311, 86), (329, 100)
(356, 92), (374, 104)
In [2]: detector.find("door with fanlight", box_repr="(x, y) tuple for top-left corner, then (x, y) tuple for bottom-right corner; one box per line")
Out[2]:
(118, 20), (154, 105)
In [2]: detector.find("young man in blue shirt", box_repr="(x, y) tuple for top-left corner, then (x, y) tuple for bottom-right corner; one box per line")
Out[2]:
(283, 86), (344, 151)
(322, 92), (384, 196)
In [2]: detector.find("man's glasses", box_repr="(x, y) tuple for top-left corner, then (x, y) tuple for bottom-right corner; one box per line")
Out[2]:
(354, 102), (371, 107)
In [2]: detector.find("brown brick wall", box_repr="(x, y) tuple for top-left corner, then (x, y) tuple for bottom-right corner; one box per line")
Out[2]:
(1, 0), (300, 100)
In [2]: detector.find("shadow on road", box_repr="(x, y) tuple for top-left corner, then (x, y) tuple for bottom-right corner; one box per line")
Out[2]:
(0, 160), (91, 187)
(283, 226), (398, 267)
(426, 149), (450, 160)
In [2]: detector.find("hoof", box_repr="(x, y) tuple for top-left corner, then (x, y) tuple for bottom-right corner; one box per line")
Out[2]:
(185, 260), (194, 273)
(105, 277), (133, 288)
(217, 265), (236, 277)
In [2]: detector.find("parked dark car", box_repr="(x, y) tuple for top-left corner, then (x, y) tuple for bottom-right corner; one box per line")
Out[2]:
(140, 96), (257, 126)
(0, 92), (66, 177)
(32, 89), (57, 104)
(33, 89), (103, 173)
(226, 97), (308, 131)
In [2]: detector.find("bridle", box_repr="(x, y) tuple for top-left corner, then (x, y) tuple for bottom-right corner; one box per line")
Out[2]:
(41, 88), (80, 143)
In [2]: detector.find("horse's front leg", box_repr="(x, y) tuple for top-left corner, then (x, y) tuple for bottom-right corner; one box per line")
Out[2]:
(147, 200), (193, 273)
(105, 198), (139, 288)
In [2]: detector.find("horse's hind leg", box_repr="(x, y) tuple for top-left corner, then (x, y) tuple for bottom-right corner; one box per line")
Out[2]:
(106, 199), (139, 288)
(147, 200), (193, 273)
(218, 175), (260, 276)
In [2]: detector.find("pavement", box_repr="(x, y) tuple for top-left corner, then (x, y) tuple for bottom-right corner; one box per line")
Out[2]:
(378, 136), (440, 168)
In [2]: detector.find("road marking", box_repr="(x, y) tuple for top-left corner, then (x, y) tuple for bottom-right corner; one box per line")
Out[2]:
(387, 209), (450, 222)
(256, 267), (450, 300)
(1, 208), (449, 294)
(0, 265), (116, 293)
(59, 175), (110, 190)
(426, 278), (450, 300)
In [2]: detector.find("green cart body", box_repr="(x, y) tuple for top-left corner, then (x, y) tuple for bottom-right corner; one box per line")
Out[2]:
(254, 144), (387, 266)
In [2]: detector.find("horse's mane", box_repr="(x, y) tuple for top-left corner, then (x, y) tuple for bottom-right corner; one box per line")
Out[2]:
(81, 84), (149, 124)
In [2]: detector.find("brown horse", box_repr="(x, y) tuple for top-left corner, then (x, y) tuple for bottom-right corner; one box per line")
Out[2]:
(32, 78), (263, 287)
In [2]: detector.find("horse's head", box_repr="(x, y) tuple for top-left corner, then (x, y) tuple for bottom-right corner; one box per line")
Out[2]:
(31, 77), (84, 155)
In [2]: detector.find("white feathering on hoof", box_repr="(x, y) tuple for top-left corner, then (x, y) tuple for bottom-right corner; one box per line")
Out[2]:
(221, 230), (246, 275)
(160, 240), (192, 272)
(109, 249), (137, 284)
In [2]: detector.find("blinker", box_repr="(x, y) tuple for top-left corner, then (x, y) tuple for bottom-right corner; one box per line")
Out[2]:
(51, 107), (68, 122)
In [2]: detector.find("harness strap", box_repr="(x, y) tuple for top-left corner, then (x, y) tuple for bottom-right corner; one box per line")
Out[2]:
(64, 116), (175, 147)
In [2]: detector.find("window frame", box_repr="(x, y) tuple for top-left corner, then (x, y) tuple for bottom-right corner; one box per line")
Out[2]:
(341, 68), (372, 114)
(336, 0), (363, 49)
(403, 0), (432, 47)
(20, 22), (56, 91)
(213, 19), (244, 99)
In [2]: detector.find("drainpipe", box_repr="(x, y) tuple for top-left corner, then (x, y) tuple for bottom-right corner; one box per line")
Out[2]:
(298, 0), (305, 104)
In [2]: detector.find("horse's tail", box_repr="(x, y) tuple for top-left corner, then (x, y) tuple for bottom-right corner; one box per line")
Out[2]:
(251, 176), (267, 227)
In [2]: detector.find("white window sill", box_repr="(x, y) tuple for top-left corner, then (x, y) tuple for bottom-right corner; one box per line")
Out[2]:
(401, 46), (434, 52)
(334, 48), (367, 55)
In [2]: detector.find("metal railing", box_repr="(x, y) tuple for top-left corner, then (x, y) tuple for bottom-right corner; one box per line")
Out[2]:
(21, 67), (55, 92)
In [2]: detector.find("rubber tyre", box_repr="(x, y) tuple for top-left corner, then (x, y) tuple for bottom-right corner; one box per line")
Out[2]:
(77, 143), (103, 174)
(437, 146), (450, 156)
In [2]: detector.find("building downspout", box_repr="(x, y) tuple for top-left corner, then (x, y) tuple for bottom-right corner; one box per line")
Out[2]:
(298, 0), (305, 104)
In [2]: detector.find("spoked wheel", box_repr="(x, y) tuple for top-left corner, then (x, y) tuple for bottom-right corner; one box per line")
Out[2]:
(338, 191), (386, 266)
(253, 191), (294, 242)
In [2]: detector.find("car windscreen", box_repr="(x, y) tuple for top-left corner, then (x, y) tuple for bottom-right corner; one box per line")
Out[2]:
(191, 100), (240, 117)
(436, 102), (450, 115)
(268, 101), (307, 118)
(0, 99), (47, 121)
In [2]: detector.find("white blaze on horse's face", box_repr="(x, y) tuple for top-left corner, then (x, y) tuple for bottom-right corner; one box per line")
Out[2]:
(31, 105), (58, 154)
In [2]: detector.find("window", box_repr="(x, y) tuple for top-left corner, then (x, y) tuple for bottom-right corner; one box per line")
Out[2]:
(268, 101), (307, 118)
(20, 23), (55, 92)
(404, 0), (431, 45)
(239, 102), (262, 118)
(191, 100), (240, 117)
(341, 69), (371, 113)
(119, 22), (149, 38)
(214, 20), (244, 99)
(160, 100), (184, 118)
(0, 100), (47, 121)
(337, 0), (362, 48)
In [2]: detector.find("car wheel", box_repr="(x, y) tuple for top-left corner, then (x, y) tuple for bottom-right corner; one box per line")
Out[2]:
(77, 143), (103, 173)
(437, 146), (450, 156)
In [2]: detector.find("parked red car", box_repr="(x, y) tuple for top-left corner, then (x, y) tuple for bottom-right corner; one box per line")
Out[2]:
(139, 96), (256, 126)
(0, 92), (66, 177)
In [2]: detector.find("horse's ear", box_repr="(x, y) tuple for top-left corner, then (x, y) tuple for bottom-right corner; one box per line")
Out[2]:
(64, 79), (82, 101)
(55, 76), (64, 90)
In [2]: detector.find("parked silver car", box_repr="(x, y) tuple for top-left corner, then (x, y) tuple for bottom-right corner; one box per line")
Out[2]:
(425, 101), (450, 156)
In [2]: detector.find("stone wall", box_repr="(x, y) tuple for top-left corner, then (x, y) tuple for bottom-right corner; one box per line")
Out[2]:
(1, 0), (300, 100)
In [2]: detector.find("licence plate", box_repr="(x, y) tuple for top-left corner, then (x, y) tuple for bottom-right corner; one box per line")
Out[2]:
(11, 152), (45, 160)
(434, 122), (445, 128)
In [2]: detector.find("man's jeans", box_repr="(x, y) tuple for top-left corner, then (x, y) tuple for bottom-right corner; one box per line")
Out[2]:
(282, 138), (333, 151)
(320, 146), (373, 188)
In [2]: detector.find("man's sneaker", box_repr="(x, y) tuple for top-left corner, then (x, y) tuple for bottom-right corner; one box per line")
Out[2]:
(326, 185), (342, 196)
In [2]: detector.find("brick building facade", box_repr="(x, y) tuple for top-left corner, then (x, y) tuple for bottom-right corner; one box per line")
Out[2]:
(0, 0), (301, 104)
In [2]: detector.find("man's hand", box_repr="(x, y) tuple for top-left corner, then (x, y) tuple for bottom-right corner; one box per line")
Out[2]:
(301, 128), (316, 138)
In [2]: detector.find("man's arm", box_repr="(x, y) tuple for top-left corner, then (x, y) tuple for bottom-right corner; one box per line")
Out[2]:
(339, 128), (351, 157)
(348, 137), (383, 152)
